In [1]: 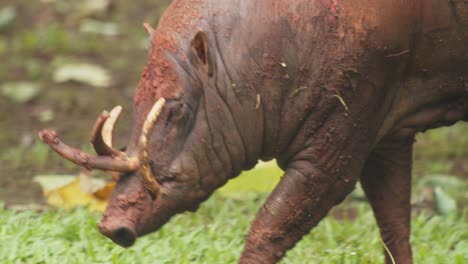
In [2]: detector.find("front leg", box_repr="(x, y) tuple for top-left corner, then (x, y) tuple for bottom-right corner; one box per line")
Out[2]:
(239, 160), (359, 264)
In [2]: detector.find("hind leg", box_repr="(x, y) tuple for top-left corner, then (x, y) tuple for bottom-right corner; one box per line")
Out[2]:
(361, 138), (414, 264)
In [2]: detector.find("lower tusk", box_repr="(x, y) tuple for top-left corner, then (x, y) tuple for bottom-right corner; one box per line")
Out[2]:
(138, 98), (167, 196)
(102, 106), (124, 181)
(91, 108), (124, 157)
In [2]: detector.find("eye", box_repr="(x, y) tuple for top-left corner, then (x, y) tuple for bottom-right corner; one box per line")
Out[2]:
(165, 101), (188, 126)
(150, 161), (175, 182)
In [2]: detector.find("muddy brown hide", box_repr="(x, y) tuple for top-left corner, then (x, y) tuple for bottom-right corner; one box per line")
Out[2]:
(41, 0), (467, 263)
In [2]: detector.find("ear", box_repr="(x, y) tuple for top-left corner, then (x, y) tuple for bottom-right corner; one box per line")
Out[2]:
(190, 32), (213, 76)
(143, 22), (155, 37)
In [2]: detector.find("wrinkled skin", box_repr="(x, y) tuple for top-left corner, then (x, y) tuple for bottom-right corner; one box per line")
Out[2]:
(98, 0), (468, 263)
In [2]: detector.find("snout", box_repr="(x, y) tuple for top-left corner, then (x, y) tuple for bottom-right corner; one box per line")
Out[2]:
(99, 222), (137, 248)
(98, 174), (176, 247)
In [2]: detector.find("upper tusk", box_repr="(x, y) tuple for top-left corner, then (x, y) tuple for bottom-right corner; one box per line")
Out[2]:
(139, 98), (167, 150)
(138, 97), (167, 196)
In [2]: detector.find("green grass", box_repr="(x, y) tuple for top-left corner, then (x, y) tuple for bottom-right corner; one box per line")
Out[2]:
(1, 194), (467, 264)
(1, 124), (467, 263)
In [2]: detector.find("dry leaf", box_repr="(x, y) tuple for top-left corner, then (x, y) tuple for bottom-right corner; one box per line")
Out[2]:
(93, 181), (116, 200)
(34, 174), (116, 212)
(53, 63), (111, 88)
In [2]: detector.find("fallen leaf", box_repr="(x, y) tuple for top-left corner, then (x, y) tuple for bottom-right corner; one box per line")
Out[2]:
(0, 6), (16, 30)
(421, 174), (466, 191)
(34, 174), (115, 212)
(37, 109), (55, 122)
(1, 81), (41, 103)
(80, 19), (118, 36)
(48, 178), (107, 211)
(78, 0), (112, 18)
(93, 181), (116, 200)
(434, 187), (457, 216)
(53, 63), (111, 88)
(33, 175), (76, 192)
(218, 160), (282, 198)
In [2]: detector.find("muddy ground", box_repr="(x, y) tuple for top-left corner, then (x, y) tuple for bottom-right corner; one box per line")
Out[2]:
(0, 0), (467, 206)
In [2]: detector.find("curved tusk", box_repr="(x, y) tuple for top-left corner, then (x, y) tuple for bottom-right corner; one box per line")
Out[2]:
(39, 129), (139, 172)
(102, 106), (124, 181)
(102, 105), (123, 148)
(138, 98), (167, 196)
(91, 107), (125, 157)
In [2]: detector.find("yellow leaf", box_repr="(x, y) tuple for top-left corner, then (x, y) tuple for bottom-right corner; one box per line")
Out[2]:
(34, 175), (116, 212)
(218, 160), (283, 198)
(92, 181), (116, 200)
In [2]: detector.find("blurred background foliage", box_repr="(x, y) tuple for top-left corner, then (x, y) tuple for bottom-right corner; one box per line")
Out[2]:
(0, 0), (171, 204)
(0, 0), (466, 212)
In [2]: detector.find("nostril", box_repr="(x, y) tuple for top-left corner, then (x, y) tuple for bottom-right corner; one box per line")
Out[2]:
(100, 224), (137, 248)
(113, 227), (136, 247)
